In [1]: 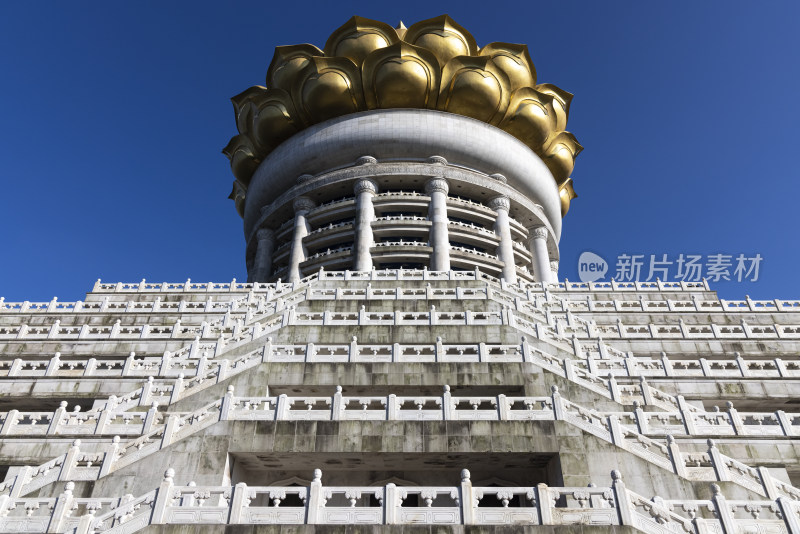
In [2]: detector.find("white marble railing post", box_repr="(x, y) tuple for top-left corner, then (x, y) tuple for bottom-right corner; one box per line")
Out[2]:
(306, 469), (323, 524)
(778, 497), (800, 534)
(353, 178), (378, 271)
(425, 177), (450, 271)
(710, 483), (736, 534)
(611, 470), (634, 526)
(47, 482), (75, 534)
(488, 196), (517, 284)
(460, 469), (475, 524)
(550, 260), (559, 282)
(229, 482), (249, 524)
(250, 229), (276, 283)
(536, 483), (553, 524)
(151, 468), (175, 524)
(707, 440), (731, 482)
(528, 226), (552, 283)
(287, 197), (316, 283)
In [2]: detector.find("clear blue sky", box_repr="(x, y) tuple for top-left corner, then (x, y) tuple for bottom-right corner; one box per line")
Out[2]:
(1, 1), (798, 301)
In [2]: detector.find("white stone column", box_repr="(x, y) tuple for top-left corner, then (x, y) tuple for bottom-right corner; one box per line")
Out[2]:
(425, 177), (450, 271)
(250, 228), (276, 283)
(353, 178), (378, 271)
(488, 196), (517, 284)
(528, 226), (552, 283)
(550, 260), (560, 283)
(287, 196), (315, 283)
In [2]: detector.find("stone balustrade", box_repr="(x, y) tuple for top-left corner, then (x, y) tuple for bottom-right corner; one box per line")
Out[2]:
(91, 279), (252, 293)
(2, 469), (797, 533)
(8, 333), (797, 386)
(5, 384), (800, 503)
(554, 315), (800, 340)
(5, 295), (794, 345)
(3, 387), (798, 440)
(0, 295), (255, 315)
(373, 240), (429, 247)
(74, 269), (716, 296)
(550, 293), (800, 314)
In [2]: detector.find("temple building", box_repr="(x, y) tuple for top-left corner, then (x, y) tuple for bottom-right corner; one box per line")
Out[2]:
(1, 14), (800, 533)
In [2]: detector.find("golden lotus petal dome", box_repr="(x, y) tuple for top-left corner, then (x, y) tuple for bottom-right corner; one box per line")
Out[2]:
(293, 57), (365, 125)
(324, 16), (400, 66)
(224, 14), (583, 217)
(479, 43), (536, 92)
(499, 88), (556, 152)
(362, 42), (440, 110)
(266, 44), (324, 93)
(403, 15), (478, 69)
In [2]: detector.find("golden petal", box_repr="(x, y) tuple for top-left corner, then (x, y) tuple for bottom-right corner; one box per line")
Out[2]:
(266, 44), (324, 93)
(362, 42), (440, 110)
(498, 88), (556, 153)
(231, 86), (268, 137)
(558, 178), (577, 217)
(535, 83), (573, 132)
(324, 16), (399, 67)
(252, 88), (303, 150)
(228, 180), (247, 218)
(542, 131), (583, 185)
(291, 57), (366, 125)
(438, 56), (510, 125)
(479, 43), (536, 92)
(223, 135), (261, 187)
(403, 15), (478, 69)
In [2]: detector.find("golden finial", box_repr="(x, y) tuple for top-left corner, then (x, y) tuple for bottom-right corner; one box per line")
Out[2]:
(395, 21), (407, 39)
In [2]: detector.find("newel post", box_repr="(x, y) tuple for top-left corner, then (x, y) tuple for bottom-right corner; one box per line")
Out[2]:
(612, 470), (634, 526)
(306, 469), (323, 524)
(460, 469), (475, 524)
(151, 468), (176, 524)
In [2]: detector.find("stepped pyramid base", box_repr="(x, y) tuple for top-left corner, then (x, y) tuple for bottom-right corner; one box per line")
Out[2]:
(1, 271), (799, 532)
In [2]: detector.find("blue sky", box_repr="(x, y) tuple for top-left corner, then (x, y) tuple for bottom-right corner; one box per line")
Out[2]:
(1, 1), (798, 301)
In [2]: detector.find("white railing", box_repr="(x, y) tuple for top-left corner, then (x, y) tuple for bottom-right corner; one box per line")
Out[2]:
(2, 469), (797, 533)
(373, 240), (429, 247)
(303, 246), (353, 262)
(52, 269), (720, 297)
(373, 215), (427, 222)
(550, 293), (800, 314)
(4, 385), (800, 504)
(306, 220), (354, 236)
(4, 387), (795, 439)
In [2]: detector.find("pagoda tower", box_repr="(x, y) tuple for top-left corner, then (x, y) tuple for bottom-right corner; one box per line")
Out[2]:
(0, 15), (799, 534)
